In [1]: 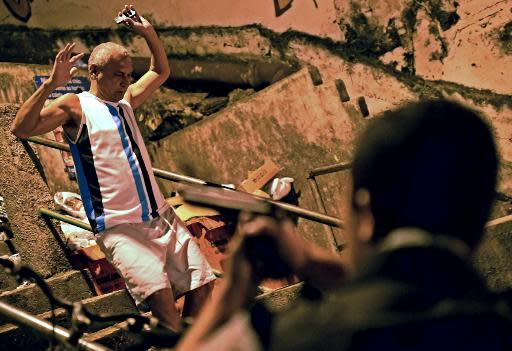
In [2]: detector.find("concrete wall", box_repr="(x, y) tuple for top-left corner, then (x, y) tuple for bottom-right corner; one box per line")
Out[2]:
(0, 104), (71, 291)
(148, 68), (367, 251)
(475, 217), (512, 292)
(146, 65), (512, 289)
(0, 1), (341, 38)
(1, 0), (510, 94)
(0, 63), (52, 104)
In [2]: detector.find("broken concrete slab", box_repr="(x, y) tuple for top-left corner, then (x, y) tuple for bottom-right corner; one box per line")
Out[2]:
(146, 68), (367, 251)
(142, 67), (512, 293)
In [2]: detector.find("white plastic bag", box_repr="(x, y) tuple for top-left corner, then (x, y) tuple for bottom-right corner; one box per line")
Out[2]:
(60, 221), (95, 250)
(54, 192), (87, 221)
(270, 177), (294, 200)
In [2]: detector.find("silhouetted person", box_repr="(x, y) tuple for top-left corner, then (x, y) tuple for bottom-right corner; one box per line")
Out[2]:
(177, 100), (512, 350)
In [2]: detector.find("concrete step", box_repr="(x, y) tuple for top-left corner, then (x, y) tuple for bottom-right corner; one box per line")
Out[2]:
(83, 312), (152, 350)
(0, 289), (137, 350)
(83, 284), (304, 350)
(0, 253), (332, 350)
(474, 215), (512, 292)
(257, 282), (303, 312)
(0, 270), (94, 324)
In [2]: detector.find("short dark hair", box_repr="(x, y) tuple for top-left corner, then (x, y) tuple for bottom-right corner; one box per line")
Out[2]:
(351, 100), (497, 248)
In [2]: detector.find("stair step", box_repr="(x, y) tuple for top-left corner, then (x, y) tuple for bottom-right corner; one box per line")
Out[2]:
(83, 312), (152, 350)
(0, 270), (94, 324)
(83, 283), (304, 350)
(0, 289), (137, 350)
(256, 282), (303, 312)
(0, 246), (302, 351)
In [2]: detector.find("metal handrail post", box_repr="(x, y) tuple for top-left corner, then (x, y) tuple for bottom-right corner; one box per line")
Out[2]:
(0, 300), (110, 351)
(309, 162), (352, 177)
(39, 208), (92, 231)
(306, 162), (352, 251)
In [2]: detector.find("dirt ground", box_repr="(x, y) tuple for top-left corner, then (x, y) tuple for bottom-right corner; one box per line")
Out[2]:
(0, 104), (70, 291)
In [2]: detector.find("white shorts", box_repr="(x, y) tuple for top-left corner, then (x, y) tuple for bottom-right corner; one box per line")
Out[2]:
(96, 207), (216, 304)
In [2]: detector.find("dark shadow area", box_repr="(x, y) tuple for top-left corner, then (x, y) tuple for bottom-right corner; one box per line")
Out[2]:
(19, 139), (48, 185)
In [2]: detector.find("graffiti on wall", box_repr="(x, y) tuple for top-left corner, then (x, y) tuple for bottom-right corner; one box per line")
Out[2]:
(273, 0), (319, 17)
(5, 0), (319, 22)
(3, 0), (33, 22)
(274, 0), (293, 17)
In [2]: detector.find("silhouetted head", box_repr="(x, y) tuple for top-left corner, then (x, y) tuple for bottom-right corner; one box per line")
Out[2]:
(347, 100), (497, 263)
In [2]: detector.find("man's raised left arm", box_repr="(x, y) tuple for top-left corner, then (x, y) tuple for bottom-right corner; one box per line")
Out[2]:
(120, 4), (170, 109)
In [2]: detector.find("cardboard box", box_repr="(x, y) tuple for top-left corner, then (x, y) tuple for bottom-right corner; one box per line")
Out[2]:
(239, 159), (282, 193)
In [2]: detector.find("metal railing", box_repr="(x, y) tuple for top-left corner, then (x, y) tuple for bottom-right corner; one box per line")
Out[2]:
(0, 300), (109, 351)
(26, 136), (343, 228)
(38, 208), (225, 279)
(307, 162), (352, 252)
(309, 162), (352, 178)
(39, 208), (92, 231)
(28, 133), (339, 296)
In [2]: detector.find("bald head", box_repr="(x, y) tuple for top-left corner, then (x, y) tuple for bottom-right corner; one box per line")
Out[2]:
(87, 42), (134, 101)
(88, 42), (129, 74)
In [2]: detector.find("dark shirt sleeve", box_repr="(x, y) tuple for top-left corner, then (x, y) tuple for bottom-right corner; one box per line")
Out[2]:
(249, 301), (274, 350)
(248, 281), (325, 350)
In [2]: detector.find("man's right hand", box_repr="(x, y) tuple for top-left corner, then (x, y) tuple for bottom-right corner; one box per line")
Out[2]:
(238, 214), (307, 276)
(10, 43), (83, 139)
(48, 42), (85, 88)
(237, 213), (347, 290)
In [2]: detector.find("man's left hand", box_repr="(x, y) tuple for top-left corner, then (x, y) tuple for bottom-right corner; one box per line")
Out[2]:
(117, 4), (155, 37)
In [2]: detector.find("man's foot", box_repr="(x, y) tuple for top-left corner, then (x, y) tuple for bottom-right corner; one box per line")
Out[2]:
(0, 253), (21, 269)
(0, 253), (30, 288)
(8, 253), (21, 266)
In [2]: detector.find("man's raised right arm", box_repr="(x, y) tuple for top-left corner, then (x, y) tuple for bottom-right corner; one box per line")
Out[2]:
(11, 43), (84, 138)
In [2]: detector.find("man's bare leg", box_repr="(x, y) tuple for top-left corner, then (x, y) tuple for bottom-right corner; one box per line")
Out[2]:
(145, 287), (182, 331)
(182, 281), (214, 318)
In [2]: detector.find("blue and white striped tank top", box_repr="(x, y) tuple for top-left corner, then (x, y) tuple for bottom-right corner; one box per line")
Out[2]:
(65, 91), (169, 233)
